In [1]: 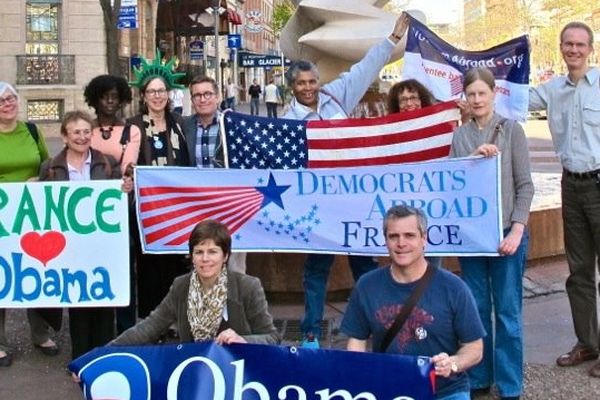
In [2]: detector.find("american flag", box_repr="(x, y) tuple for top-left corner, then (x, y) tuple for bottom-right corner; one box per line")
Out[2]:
(222, 101), (459, 169)
(449, 74), (464, 96)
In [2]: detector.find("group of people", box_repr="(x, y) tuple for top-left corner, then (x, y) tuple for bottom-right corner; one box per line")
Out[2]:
(228, 78), (283, 118)
(1, 11), (599, 400)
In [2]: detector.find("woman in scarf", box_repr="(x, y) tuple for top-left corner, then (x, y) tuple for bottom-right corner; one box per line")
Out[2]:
(127, 74), (191, 319)
(112, 220), (280, 345)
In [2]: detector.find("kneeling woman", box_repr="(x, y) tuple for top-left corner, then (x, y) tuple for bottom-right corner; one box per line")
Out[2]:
(112, 220), (280, 346)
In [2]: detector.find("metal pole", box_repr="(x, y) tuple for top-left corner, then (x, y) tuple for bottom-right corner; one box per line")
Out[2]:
(214, 0), (220, 95)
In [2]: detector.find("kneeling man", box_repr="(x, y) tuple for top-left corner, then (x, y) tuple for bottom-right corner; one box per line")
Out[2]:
(342, 205), (485, 400)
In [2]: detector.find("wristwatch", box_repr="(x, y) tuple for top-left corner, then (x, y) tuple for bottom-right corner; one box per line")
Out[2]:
(450, 359), (459, 374)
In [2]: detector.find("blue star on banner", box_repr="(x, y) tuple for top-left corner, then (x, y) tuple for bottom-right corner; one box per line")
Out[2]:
(255, 173), (290, 210)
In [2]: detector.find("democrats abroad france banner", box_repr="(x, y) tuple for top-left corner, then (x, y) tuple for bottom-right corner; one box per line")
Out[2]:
(402, 15), (530, 122)
(0, 180), (130, 307)
(69, 341), (435, 400)
(135, 156), (502, 256)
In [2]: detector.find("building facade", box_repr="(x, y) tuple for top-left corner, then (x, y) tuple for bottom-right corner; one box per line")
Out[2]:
(0, 0), (107, 131)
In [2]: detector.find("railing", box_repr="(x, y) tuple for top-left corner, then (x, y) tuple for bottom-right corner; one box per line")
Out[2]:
(16, 55), (75, 85)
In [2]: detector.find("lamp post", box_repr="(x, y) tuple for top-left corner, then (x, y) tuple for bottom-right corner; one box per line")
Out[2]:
(206, 0), (225, 93)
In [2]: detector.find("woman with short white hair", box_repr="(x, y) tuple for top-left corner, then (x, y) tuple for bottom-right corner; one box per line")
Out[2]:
(0, 81), (62, 367)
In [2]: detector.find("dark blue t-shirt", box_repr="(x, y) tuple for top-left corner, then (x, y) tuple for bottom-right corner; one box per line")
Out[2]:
(341, 266), (485, 398)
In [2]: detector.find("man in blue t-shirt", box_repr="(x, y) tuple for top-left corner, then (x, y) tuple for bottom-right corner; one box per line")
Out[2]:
(341, 205), (485, 400)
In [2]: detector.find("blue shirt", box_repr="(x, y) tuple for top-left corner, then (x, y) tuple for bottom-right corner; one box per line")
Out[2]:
(529, 67), (600, 172)
(341, 266), (485, 398)
(195, 115), (220, 168)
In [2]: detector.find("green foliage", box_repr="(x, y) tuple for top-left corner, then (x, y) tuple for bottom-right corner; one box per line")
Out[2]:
(272, 0), (295, 35)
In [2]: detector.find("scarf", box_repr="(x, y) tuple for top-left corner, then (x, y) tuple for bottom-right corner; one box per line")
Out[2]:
(141, 113), (184, 166)
(187, 267), (228, 341)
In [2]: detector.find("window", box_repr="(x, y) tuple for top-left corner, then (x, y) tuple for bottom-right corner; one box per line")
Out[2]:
(27, 99), (63, 121)
(26, 2), (59, 55)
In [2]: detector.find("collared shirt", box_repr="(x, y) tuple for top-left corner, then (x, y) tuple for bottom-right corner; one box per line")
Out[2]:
(66, 151), (92, 181)
(529, 67), (600, 172)
(195, 114), (220, 168)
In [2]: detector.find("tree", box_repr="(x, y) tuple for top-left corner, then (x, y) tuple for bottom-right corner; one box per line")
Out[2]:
(99, 0), (123, 77)
(272, 0), (295, 36)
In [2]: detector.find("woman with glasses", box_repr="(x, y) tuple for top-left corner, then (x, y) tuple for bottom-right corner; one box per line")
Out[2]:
(387, 79), (435, 114)
(0, 81), (62, 367)
(39, 110), (132, 361)
(386, 79), (443, 269)
(128, 74), (191, 320)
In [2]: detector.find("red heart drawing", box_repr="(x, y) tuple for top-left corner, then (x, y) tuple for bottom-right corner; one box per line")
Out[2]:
(20, 231), (66, 266)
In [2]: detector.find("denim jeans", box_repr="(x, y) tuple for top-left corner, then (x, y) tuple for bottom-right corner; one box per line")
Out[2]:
(227, 97), (235, 111)
(459, 228), (529, 398)
(437, 391), (470, 400)
(301, 253), (378, 338)
(250, 98), (260, 115)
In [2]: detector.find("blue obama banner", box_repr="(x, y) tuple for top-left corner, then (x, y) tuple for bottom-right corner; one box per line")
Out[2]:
(69, 341), (435, 399)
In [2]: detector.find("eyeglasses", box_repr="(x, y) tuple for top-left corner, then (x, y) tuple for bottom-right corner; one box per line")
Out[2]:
(191, 92), (216, 102)
(399, 95), (421, 106)
(0, 94), (18, 107)
(145, 88), (168, 97)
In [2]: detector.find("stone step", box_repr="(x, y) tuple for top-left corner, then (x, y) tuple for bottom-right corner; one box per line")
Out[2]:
(529, 145), (556, 152)
(530, 151), (559, 163)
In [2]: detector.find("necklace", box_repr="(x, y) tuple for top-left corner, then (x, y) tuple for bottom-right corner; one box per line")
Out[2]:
(99, 125), (113, 140)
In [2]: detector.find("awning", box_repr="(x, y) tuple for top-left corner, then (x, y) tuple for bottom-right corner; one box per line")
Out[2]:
(227, 8), (242, 25)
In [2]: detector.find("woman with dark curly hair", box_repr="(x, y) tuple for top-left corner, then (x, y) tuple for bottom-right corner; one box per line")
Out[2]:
(84, 74), (141, 174)
(387, 78), (436, 114)
(84, 75), (140, 334)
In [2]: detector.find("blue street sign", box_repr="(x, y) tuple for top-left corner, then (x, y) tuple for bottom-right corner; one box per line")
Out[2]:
(118, 5), (138, 29)
(190, 40), (204, 60)
(227, 34), (242, 49)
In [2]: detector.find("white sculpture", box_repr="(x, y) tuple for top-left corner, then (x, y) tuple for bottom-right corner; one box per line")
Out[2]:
(281, 0), (410, 82)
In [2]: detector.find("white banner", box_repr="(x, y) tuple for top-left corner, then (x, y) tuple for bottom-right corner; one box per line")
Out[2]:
(0, 180), (130, 307)
(135, 156), (502, 256)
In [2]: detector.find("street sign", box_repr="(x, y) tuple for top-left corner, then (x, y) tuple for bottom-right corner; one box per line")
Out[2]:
(238, 53), (291, 68)
(227, 34), (242, 49)
(117, 5), (137, 29)
(189, 40), (204, 61)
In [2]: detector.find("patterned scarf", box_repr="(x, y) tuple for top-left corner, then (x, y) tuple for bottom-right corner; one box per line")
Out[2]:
(187, 267), (228, 341)
(141, 113), (184, 166)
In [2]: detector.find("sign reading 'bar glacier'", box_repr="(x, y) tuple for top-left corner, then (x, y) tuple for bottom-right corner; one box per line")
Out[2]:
(135, 156), (502, 256)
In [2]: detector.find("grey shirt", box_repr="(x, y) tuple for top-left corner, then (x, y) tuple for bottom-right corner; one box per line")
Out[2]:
(529, 67), (600, 172)
(450, 113), (534, 229)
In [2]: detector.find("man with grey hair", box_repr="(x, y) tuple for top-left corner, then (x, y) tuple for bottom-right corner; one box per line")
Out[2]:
(341, 205), (485, 399)
(282, 12), (409, 348)
(529, 21), (600, 378)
